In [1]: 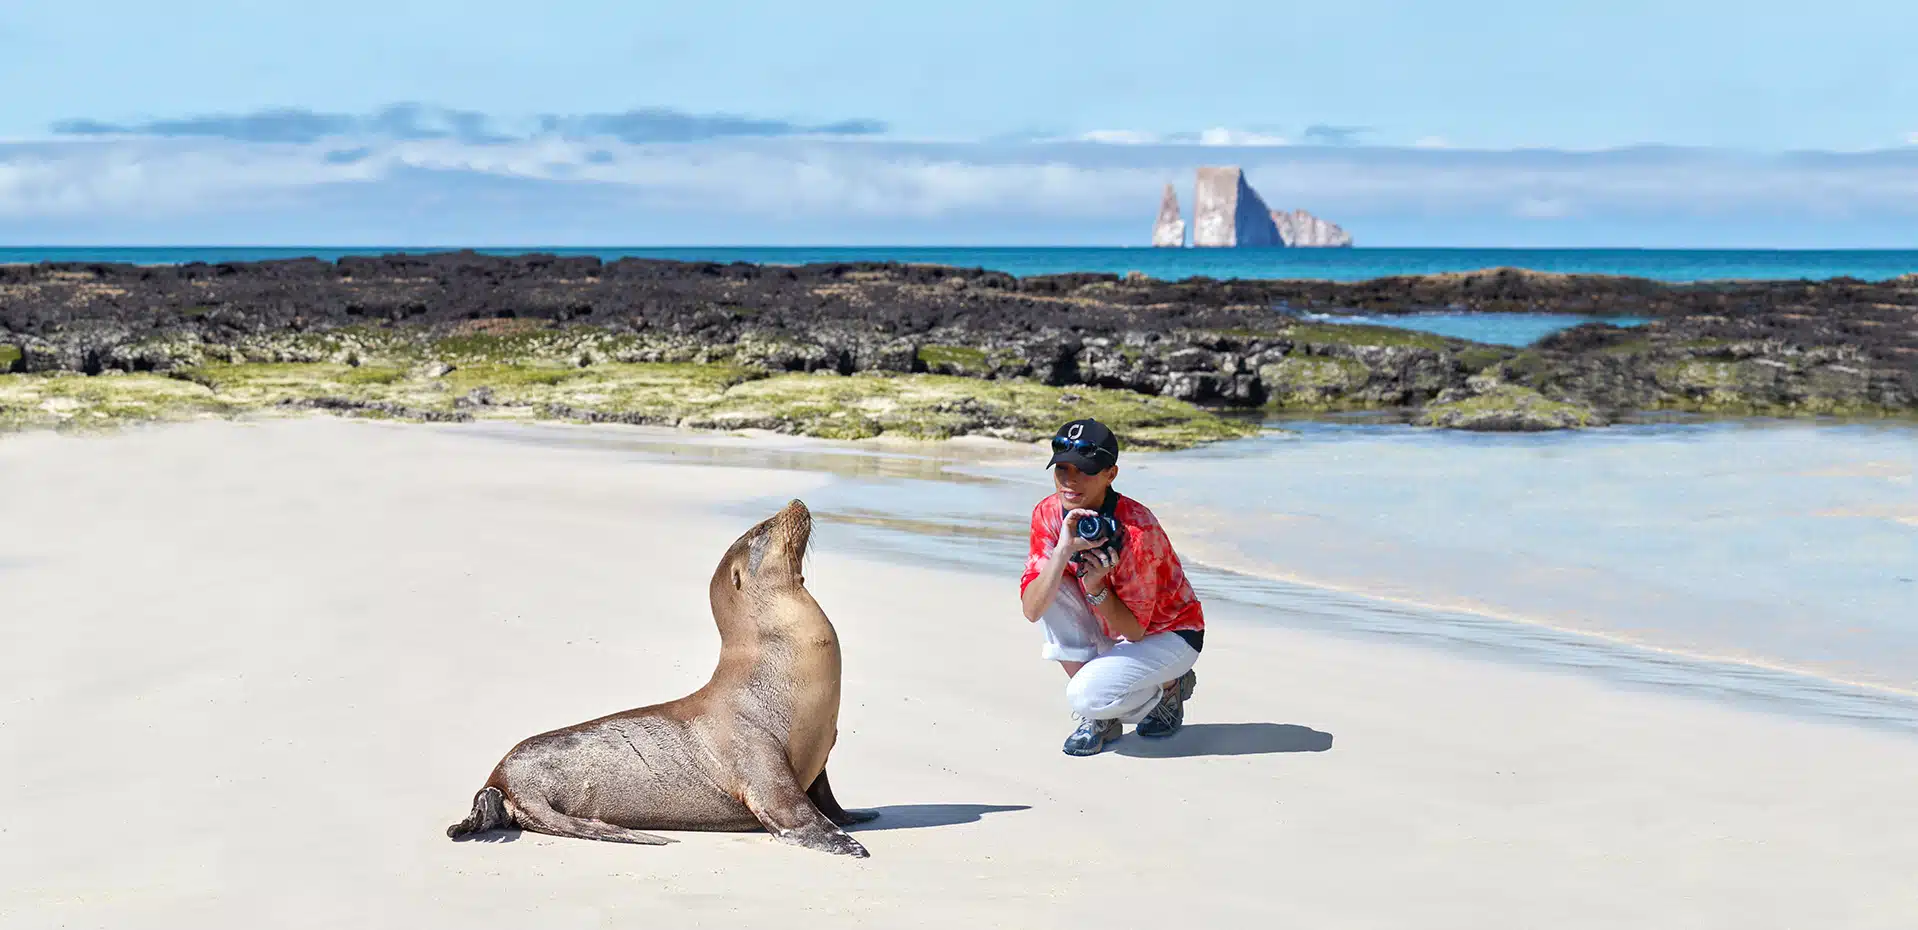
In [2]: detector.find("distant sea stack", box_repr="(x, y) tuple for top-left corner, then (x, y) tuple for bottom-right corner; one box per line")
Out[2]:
(1151, 166), (1354, 248)
(1152, 183), (1187, 247)
(1191, 166), (1282, 248)
(1271, 209), (1353, 248)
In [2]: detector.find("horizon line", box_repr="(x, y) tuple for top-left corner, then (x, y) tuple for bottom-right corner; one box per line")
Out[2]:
(5, 244), (1918, 253)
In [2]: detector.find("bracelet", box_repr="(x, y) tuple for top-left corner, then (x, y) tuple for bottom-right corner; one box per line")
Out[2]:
(1085, 585), (1109, 606)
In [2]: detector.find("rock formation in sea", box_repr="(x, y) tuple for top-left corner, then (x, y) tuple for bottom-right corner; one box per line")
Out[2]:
(1152, 184), (1186, 247)
(1191, 166), (1282, 247)
(1271, 208), (1353, 248)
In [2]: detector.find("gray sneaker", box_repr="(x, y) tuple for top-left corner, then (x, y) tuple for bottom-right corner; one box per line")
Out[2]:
(1062, 715), (1122, 756)
(1137, 669), (1197, 739)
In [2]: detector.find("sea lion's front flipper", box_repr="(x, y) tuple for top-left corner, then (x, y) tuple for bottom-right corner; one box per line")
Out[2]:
(807, 768), (880, 827)
(745, 771), (871, 858)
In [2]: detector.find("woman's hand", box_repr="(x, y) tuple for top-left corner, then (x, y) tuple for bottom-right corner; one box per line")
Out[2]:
(1077, 544), (1118, 593)
(1055, 509), (1107, 557)
(1055, 507), (1118, 596)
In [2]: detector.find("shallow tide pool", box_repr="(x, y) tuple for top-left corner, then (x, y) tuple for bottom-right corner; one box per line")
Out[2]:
(1296, 311), (1650, 346)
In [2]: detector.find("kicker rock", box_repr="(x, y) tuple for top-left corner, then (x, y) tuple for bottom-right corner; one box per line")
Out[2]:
(1152, 183), (1186, 247)
(1191, 166), (1282, 248)
(1271, 209), (1353, 248)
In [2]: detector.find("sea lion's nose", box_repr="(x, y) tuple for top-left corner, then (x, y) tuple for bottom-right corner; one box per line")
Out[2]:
(784, 499), (809, 516)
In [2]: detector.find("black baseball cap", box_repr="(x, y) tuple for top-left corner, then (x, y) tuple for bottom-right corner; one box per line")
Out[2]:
(1046, 418), (1120, 472)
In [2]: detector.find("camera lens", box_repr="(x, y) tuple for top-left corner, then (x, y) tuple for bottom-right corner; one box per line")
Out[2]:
(1075, 515), (1103, 540)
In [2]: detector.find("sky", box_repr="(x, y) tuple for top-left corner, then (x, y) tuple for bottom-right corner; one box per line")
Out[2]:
(3, 0), (1916, 246)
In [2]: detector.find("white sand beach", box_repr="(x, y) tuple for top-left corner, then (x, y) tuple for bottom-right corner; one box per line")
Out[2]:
(3, 417), (1916, 929)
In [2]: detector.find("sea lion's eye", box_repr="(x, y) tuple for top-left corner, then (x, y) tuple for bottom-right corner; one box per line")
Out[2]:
(732, 569), (743, 590)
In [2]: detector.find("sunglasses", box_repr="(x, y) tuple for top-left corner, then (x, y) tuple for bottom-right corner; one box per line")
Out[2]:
(1050, 435), (1113, 464)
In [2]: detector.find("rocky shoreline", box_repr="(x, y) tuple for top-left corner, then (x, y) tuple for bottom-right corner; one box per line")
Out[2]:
(2, 252), (1914, 441)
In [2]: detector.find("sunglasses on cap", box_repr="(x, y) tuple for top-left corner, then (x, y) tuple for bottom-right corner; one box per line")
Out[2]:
(1050, 435), (1114, 464)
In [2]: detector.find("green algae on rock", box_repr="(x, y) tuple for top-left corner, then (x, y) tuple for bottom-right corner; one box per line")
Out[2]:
(0, 370), (243, 431)
(915, 344), (992, 377)
(532, 370), (1258, 447)
(0, 362), (1255, 449)
(1418, 384), (1607, 432)
(1453, 346), (1513, 373)
(1258, 355), (1374, 410)
(1285, 322), (1457, 352)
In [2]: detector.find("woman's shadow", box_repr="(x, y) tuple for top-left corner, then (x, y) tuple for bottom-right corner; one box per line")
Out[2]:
(844, 803), (1032, 832)
(1113, 722), (1334, 758)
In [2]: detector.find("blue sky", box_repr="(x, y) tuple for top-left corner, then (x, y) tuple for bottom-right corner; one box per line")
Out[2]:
(2, 1), (1916, 246)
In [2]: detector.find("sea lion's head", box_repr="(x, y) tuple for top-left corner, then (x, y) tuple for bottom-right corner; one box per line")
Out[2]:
(711, 499), (817, 619)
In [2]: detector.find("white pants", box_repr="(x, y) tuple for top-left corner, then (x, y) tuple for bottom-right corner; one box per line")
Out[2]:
(1037, 584), (1199, 725)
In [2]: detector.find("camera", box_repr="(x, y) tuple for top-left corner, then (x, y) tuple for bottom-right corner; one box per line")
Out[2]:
(1071, 513), (1124, 563)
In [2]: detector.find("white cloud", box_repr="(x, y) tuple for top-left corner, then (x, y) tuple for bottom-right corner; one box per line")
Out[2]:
(1907, 131), (1918, 145)
(1194, 127), (1289, 146)
(1077, 129), (1162, 145)
(0, 138), (1171, 221)
(1413, 136), (1452, 149)
(1062, 128), (1291, 147)
(4, 136), (1918, 244)
(1512, 196), (1571, 218)
(0, 141), (383, 216)
(47, 104), (889, 145)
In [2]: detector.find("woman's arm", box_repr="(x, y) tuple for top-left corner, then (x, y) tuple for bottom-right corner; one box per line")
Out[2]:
(1077, 547), (1147, 641)
(1020, 508), (1102, 621)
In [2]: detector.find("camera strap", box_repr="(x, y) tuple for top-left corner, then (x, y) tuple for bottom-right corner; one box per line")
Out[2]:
(1097, 488), (1122, 519)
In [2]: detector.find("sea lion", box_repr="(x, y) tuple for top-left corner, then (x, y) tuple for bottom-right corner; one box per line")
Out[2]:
(445, 498), (879, 857)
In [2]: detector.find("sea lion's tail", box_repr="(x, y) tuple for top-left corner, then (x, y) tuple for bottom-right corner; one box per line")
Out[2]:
(446, 786), (513, 839)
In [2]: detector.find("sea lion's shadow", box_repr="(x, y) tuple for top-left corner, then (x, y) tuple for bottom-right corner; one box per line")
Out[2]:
(843, 803), (1032, 833)
(444, 805), (1027, 841)
(1112, 722), (1334, 758)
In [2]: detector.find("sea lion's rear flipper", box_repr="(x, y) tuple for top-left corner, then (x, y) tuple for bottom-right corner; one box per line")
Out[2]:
(447, 786), (514, 839)
(745, 772), (871, 858)
(509, 797), (675, 846)
(807, 768), (879, 827)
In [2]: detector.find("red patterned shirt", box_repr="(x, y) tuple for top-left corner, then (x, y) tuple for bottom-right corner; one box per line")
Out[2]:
(1019, 491), (1205, 639)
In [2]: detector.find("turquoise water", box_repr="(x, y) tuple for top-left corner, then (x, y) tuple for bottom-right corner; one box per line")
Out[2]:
(456, 419), (1918, 733)
(1298, 311), (1650, 346)
(1127, 420), (1918, 693)
(4, 246), (1917, 283)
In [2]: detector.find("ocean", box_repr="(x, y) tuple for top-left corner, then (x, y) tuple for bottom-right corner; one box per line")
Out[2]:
(5, 245), (1918, 284)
